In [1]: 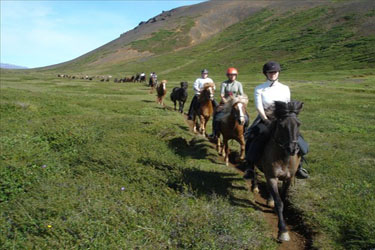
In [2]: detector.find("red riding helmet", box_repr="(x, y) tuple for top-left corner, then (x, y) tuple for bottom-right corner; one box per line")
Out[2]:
(226, 67), (238, 75)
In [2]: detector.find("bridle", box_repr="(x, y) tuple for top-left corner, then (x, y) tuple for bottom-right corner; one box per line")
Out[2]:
(272, 113), (299, 153)
(233, 102), (246, 125)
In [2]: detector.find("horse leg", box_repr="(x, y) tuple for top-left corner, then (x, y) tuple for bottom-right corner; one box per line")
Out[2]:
(173, 100), (176, 111)
(199, 116), (206, 136)
(281, 179), (291, 201)
(251, 167), (259, 194)
(180, 101), (185, 113)
(267, 177), (290, 242)
(239, 136), (245, 161)
(222, 138), (229, 166)
(179, 101), (183, 113)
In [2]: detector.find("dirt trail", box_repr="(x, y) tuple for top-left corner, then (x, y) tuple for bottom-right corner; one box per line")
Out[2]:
(182, 114), (312, 250)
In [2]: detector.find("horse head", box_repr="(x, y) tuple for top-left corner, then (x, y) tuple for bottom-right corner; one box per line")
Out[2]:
(230, 95), (248, 125)
(201, 82), (215, 101)
(180, 81), (188, 89)
(160, 80), (167, 90)
(273, 101), (303, 155)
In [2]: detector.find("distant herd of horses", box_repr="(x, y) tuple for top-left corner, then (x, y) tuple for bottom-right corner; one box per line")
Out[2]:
(57, 74), (304, 242)
(57, 73), (146, 83)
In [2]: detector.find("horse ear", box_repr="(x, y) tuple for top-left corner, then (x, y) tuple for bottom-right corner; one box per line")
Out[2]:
(295, 101), (304, 114)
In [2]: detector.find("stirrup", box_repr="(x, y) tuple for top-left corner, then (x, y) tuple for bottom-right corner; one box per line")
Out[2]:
(296, 167), (309, 179)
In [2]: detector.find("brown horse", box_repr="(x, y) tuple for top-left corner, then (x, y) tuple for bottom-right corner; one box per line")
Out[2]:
(216, 95), (249, 166)
(156, 80), (167, 106)
(192, 82), (215, 136)
(249, 101), (303, 242)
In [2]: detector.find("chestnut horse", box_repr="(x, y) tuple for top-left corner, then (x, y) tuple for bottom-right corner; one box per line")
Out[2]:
(156, 80), (167, 106)
(192, 82), (215, 136)
(216, 95), (249, 166)
(249, 101), (304, 242)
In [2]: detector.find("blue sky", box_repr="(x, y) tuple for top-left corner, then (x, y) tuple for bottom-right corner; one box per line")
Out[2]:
(1, 1), (206, 68)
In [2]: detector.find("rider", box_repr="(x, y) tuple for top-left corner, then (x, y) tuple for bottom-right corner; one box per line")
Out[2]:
(209, 67), (248, 139)
(187, 69), (217, 120)
(243, 61), (309, 179)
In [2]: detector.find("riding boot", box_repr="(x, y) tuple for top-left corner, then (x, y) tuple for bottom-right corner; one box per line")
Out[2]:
(208, 119), (219, 142)
(296, 160), (309, 179)
(212, 99), (218, 109)
(187, 96), (197, 120)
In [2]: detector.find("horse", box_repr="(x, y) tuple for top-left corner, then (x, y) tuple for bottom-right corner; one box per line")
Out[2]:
(134, 73), (140, 82)
(156, 80), (167, 106)
(248, 100), (304, 242)
(192, 82), (215, 136)
(149, 77), (157, 93)
(216, 95), (249, 166)
(140, 75), (146, 83)
(170, 81), (188, 113)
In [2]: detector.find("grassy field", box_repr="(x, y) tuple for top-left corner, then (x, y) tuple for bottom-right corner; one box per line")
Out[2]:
(2, 2), (375, 249)
(0, 71), (277, 249)
(1, 68), (374, 249)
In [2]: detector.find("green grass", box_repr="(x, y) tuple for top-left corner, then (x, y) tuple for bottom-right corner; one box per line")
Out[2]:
(2, 2), (375, 249)
(0, 72), (276, 249)
(1, 66), (375, 249)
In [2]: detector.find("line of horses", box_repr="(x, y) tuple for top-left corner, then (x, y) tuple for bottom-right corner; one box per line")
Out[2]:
(57, 73), (146, 83)
(153, 81), (304, 243)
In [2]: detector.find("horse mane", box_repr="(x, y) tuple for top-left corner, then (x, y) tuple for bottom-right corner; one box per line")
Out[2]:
(219, 95), (249, 122)
(274, 100), (303, 119)
(202, 82), (215, 90)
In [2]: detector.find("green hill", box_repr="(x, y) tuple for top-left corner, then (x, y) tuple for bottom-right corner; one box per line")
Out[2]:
(38, 0), (375, 79)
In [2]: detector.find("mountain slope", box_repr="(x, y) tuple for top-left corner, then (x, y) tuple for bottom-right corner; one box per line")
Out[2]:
(42, 0), (375, 77)
(0, 63), (28, 69)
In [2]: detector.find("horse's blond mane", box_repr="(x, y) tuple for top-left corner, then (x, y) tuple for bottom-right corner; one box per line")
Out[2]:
(222, 95), (249, 113)
(219, 95), (248, 123)
(203, 82), (215, 90)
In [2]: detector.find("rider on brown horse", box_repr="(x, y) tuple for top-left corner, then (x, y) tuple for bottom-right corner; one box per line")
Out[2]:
(244, 61), (309, 179)
(187, 69), (218, 120)
(209, 67), (249, 140)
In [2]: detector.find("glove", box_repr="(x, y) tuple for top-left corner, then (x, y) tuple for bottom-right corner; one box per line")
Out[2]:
(263, 119), (272, 126)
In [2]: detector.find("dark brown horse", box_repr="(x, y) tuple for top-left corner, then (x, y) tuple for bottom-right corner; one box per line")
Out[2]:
(192, 82), (215, 136)
(170, 81), (188, 113)
(249, 100), (303, 242)
(216, 95), (249, 166)
(156, 80), (167, 106)
(149, 77), (157, 93)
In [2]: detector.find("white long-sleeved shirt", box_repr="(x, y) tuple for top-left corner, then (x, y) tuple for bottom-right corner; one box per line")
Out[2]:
(193, 77), (215, 95)
(254, 80), (290, 120)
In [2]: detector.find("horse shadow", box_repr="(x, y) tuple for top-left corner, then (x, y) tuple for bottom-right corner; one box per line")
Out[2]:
(168, 137), (212, 159)
(182, 168), (262, 210)
(141, 100), (154, 103)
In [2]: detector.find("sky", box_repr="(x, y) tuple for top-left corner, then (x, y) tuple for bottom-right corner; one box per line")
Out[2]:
(1, 0), (206, 68)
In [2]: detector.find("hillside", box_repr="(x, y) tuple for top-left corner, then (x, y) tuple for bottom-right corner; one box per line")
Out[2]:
(39, 0), (375, 77)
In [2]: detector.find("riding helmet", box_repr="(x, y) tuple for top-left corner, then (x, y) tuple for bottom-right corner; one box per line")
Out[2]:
(227, 67), (238, 75)
(262, 61), (281, 75)
(201, 69), (209, 74)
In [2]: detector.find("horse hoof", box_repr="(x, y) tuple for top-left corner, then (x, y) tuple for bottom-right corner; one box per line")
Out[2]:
(267, 199), (275, 208)
(252, 187), (259, 194)
(278, 232), (290, 242)
(226, 160), (229, 166)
